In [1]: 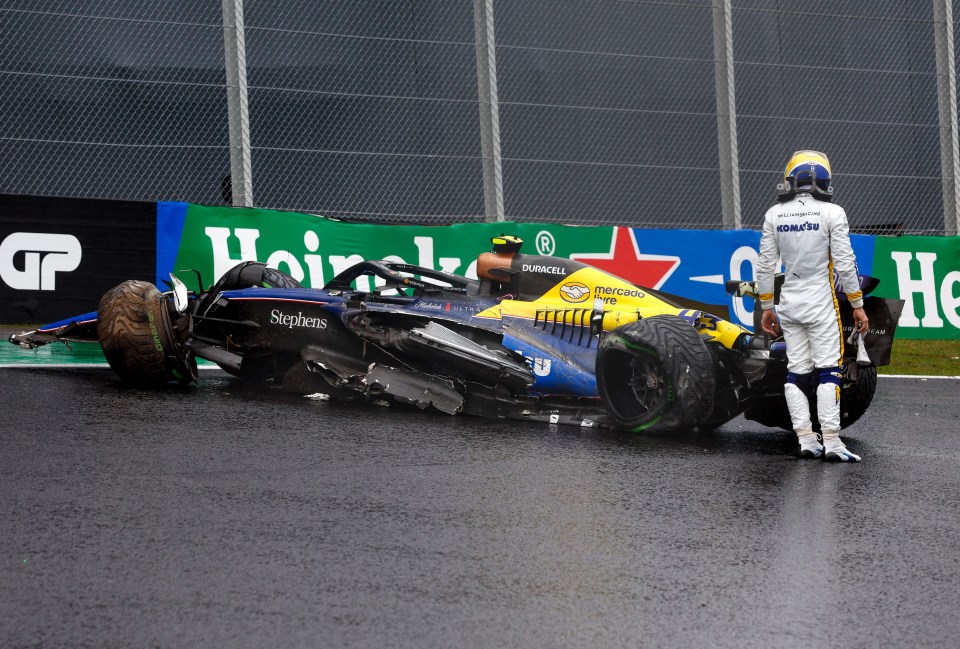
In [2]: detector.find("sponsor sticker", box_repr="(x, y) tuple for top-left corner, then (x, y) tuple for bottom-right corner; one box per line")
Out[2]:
(559, 281), (590, 303)
(776, 221), (820, 233)
(522, 262), (566, 276)
(270, 309), (327, 330)
(594, 285), (646, 299)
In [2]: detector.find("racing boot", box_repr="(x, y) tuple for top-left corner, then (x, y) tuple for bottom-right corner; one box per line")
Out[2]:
(796, 430), (824, 459)
(822, 430), (861, 462)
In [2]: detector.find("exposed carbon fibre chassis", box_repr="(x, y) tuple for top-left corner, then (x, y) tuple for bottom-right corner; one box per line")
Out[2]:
(292, 349), (610, 426)
(288, 318), (537, 416)
(459, 384), (612, 428)
(355, 319), (535, 392)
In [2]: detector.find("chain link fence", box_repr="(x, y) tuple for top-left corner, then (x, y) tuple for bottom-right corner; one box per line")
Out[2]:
(734, 1), (951, 235)
(1, 0), (957, 234)
(496, 1), (725, 228)
(0, 2), (228, 204)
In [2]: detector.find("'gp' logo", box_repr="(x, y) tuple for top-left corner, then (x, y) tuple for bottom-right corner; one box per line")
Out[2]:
(0, 232), (82, 290)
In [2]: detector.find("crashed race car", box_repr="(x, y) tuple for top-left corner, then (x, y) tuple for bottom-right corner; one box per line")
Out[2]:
(10, 235), (904, 433)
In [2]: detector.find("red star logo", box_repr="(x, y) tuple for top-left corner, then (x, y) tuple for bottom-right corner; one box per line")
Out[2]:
(571, 227), (679, 289)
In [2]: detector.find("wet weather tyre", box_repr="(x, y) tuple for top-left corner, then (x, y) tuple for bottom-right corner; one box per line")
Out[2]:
(839, 365), (877, 429)
(596, 315), (715, 433)
(261, 267), (302, 289)
(197, 264), (300, 378)
(216, 266), (299, 378)
(97, 280), (195, 386)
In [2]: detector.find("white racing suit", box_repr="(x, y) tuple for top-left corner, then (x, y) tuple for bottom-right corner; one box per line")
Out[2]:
(756, 193), (864, 435)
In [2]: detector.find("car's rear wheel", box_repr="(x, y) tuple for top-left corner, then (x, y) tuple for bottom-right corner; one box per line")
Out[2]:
(192, 263), (302, 379)
(596, 315), (715, 432)
(261, 267), (302, 289)
(745, 364), (878, 431)
(839, 365), (877, 428)
(98, 280), (195, 385)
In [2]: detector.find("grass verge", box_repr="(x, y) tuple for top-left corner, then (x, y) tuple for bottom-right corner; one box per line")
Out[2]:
(881, 338), (960, 376)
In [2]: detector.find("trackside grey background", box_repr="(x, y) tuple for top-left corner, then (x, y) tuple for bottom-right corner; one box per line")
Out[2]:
(0, 1), (956, 232)
(2, 369), (960, 648)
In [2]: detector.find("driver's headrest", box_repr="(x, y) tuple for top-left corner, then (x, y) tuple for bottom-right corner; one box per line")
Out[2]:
(477, 251), (515, 282)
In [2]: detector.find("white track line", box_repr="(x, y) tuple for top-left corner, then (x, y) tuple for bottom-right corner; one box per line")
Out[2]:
(0, 363), (223, 370)
(1, 365), (955, 379)
(880, 374), (960, 380)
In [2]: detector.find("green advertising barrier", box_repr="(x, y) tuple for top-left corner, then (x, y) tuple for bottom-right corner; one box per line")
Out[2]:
(160, 204), (767, 329)
(168, 204), (616, 293)
(160, 203), (960, 340)
(872, 235), (960, 340)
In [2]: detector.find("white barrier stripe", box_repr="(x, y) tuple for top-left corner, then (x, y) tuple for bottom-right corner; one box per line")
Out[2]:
(880, 374), (960, 380)
(0, 363), (224, 370)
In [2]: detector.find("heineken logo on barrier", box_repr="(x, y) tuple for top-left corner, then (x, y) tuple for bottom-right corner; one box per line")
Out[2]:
(161, 203), (960, 340)
(887, 250), (960, 329)
(203, 227), (465, 291)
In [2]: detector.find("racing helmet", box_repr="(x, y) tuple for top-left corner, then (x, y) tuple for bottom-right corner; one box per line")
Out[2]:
(777, 150), (833, 201)
(491, 234), (523, 254)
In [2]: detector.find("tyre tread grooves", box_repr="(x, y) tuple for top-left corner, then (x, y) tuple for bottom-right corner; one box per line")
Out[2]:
(98, 280), (173, 384)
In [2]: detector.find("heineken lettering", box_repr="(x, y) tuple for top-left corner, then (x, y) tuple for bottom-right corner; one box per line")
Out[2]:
(270, 309), (328, 330)
(157, 203), (960, 339)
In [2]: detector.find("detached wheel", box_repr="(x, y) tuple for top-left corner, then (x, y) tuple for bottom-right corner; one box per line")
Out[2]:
(97, 280), (195, 386)
(597, 315), (715, 432)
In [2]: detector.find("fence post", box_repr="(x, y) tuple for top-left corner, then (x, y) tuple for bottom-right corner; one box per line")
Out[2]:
(934, 0), (959, 236)
(713, 0), (741, 229)
(473, 0), (505, 222)
(223, 0), (253, 208)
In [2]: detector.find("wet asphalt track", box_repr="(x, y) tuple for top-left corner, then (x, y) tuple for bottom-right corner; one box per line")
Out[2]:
(2, 366), (959, 649)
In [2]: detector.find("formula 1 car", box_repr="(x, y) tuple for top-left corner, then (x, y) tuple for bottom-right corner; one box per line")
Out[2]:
(9, 236), (904, 433)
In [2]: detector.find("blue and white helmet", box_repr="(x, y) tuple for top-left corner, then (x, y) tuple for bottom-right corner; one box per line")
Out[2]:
(778, 150), (833, 200)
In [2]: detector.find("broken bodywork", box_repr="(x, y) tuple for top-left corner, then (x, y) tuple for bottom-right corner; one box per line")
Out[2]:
(9, 236), (904, 433)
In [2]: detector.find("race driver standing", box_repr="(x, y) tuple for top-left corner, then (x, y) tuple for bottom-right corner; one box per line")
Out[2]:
(756, 150), (869, 462)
